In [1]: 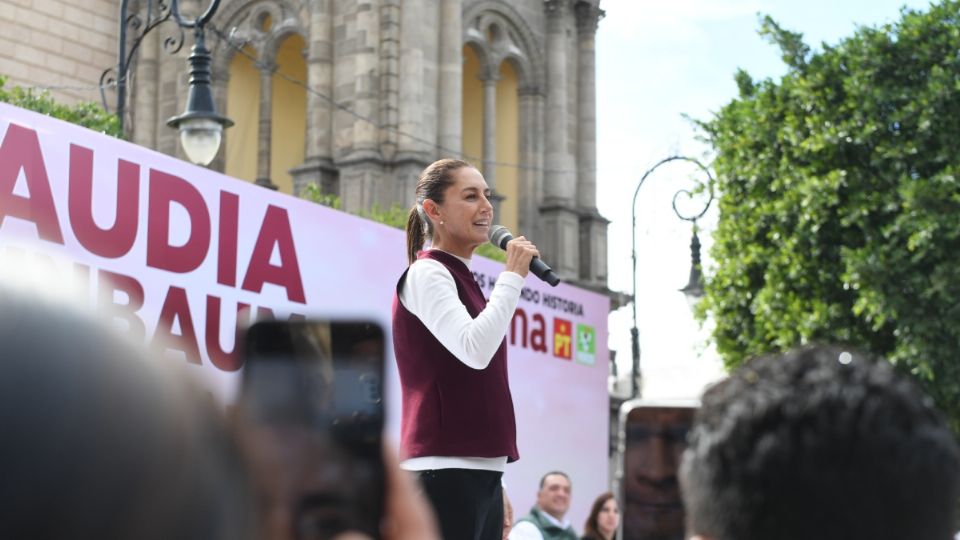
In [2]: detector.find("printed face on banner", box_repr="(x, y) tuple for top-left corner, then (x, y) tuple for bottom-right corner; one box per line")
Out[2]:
(623, 405), (695, 540)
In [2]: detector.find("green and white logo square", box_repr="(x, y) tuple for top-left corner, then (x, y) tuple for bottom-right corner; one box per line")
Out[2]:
(575, 323), (596, 366)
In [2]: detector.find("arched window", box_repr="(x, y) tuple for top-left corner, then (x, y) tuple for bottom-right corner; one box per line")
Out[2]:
(220, 2), (307, 194)
(225, 45), (260, 182)
(461, 9), (538, 235)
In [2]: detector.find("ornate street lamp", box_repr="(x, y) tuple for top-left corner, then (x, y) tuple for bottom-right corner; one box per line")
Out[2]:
(678, 227), (705, 309)
(101, 0), (232, 166)
(671, 178), (712, 309)
(166, 25), (233, 166)
(630, 156), (714, 398)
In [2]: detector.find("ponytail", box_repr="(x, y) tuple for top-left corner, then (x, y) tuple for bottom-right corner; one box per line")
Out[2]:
(405, 204), (425, 265)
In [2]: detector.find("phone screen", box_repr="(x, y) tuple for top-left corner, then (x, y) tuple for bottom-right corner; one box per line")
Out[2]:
(240, 320), (385, 540)
(620, 404), (696, 540)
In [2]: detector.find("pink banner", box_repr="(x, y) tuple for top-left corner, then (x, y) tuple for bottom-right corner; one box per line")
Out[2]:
(0, 103), (610, 528)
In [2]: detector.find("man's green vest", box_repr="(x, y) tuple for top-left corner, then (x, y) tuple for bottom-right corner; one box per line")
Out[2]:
(515, 506), (578, 540)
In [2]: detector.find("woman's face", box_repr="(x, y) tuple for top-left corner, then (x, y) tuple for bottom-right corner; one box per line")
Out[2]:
(597, 498), (620, 538)
(430, 167), (494, 257)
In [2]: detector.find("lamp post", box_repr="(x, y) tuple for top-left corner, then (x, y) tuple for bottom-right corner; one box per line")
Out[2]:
(101, 0), (232, 166)
(630, 156), (714, 398)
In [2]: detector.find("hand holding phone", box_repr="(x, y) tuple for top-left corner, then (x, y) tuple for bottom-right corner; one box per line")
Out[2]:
(238, 320), (386, 540)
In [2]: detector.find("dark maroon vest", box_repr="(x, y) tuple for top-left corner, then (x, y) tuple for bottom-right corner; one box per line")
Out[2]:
(392, 250), (519, 462)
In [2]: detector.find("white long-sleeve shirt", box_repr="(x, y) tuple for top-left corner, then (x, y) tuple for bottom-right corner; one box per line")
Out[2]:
(398, 249), (525, 472)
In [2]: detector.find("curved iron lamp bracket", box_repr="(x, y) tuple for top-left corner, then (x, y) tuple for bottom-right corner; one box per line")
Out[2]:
(628, 155), (715, 398)
(101, 0), (222, 133)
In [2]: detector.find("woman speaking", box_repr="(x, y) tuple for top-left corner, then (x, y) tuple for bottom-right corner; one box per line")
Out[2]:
(392, 158), (539, 540)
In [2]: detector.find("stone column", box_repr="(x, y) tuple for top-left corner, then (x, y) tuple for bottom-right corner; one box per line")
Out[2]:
(517, 86), (540, 237)
(332, 1), (355, 161)
(540, 0), (580, 279)
(482, 75), (497, 183)
(337, 0), (385, 214)
(576, 1), (599, 210)
(394, 0), (432, 207)
(351, 0), (381, 158)
(291, 0), (337, 196)
(437, 0), (462, 157)
(532, 91), (546, 241)
(379, 0), (401, 162)
(255, 63), (278, 189)
(543, 0), (573, 203)
(482, 72), (504, 216)
(576, 1), (607, 285)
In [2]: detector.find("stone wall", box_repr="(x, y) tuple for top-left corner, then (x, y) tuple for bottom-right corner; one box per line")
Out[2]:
(0, 0), (118, 105)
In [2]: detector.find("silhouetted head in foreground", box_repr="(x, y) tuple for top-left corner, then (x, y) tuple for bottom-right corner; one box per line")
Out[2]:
(680, 344), (960, 540)
(0, 284), (256, 540)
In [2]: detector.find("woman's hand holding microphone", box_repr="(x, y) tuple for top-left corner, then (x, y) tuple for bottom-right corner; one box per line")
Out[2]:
(504, 236), (540, 278)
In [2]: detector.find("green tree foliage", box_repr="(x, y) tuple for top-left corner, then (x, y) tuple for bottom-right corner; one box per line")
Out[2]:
(0, 76), (121, 137)
(699, 2), (960, 430)
(300, 184), (506, 263)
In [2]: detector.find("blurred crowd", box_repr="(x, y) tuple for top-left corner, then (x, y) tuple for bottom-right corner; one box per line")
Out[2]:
(0, 277), (956, 540)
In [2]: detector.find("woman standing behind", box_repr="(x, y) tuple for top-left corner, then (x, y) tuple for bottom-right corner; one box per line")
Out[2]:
(582, 493), (620, 540)
(392, 158), (539, 540)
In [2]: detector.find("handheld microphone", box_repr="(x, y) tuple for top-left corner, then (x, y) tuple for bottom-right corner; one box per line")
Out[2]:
(488, 225), (561, 287)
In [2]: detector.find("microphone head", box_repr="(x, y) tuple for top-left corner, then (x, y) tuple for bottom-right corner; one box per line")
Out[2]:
(488, 225), (513, 250)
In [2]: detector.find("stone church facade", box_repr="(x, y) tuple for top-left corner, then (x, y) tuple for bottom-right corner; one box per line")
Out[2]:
(1, 0), (607, 290)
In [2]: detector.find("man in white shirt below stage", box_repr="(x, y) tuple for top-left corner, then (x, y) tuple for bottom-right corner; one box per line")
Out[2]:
(509, 472), (578, 540)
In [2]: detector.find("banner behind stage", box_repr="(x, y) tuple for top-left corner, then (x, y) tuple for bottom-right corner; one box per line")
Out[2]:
(0, 103), (610, 528)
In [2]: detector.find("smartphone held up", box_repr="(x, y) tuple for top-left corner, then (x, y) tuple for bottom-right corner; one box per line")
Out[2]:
(618, 401), (697, 540)
(237, 319), (387, 540)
